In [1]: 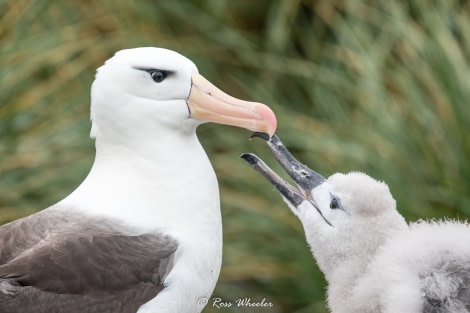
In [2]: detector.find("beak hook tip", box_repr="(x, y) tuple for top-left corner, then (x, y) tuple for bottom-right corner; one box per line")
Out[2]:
(250, 132), (271, 141)
(240, 153), (259, 166)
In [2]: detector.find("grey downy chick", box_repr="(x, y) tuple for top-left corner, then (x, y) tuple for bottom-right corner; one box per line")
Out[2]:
(242, 133), (470, 313)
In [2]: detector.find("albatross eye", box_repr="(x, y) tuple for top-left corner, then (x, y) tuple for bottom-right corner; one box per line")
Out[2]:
(149, 70), (168, 83)
(330, 196), (341, 209)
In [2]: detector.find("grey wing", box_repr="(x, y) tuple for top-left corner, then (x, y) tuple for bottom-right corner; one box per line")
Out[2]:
(422, 264), (470, 313)
(0, 209), (178, 313)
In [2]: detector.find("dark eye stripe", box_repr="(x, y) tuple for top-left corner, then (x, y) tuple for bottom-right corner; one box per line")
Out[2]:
(133, 67), (174, 83)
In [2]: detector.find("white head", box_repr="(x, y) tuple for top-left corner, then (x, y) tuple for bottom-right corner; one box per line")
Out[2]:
(298, 172), (407, 277)
(242, 135), (408, 280)
(89, 47), (277, 151)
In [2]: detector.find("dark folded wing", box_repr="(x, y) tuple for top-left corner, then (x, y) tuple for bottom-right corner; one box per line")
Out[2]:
(0, 208), (178, 313)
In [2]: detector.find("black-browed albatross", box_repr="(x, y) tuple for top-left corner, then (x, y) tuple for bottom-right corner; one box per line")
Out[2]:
(242, 134), (470, 313)
(0, 47), (277, 313)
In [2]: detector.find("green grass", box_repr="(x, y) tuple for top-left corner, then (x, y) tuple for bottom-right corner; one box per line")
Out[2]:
(1, 0), (469, 312)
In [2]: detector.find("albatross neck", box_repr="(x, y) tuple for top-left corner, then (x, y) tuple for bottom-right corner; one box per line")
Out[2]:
(93, 127), (203, 167)
(60, 130), (221, 232)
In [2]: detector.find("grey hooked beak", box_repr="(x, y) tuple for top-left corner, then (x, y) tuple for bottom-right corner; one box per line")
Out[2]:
(241, 132), (326, 207)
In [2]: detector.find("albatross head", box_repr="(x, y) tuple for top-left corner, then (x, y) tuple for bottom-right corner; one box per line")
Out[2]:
(90, 47), (277, 144)
(241, 134), (407, 278)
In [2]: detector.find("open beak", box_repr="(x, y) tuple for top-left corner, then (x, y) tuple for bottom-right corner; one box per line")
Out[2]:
(241, 153), (307, 207)
(241, 133), (326, 208)
(186, 73), (277, 137)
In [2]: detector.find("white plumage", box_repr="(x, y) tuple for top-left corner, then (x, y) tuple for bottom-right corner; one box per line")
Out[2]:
(0, 47), (276, 313)
(242, 134), (470, 313)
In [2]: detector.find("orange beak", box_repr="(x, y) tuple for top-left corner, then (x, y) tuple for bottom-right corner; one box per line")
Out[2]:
(186, 73), (277, 137)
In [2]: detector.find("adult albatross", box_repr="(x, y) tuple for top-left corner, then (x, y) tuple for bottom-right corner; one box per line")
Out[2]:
(0, 47), (277, 313)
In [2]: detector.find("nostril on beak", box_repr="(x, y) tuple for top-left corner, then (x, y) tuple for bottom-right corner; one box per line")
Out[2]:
(300, 169), (311, 178)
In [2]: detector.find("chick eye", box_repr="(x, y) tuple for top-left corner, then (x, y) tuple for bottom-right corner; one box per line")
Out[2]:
(330, 196), (340, 209)
(149, 70), (168, 83)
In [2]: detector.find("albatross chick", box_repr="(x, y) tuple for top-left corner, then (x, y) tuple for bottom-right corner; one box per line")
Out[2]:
(242, 133), (470, 313)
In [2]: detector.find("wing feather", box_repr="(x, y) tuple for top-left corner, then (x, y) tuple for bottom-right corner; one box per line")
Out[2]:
(422, 263), (470, 313)
(0, 208), (178, 313)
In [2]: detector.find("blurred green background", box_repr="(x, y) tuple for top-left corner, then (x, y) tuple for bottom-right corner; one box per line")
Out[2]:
(1, 0), (469, 312)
